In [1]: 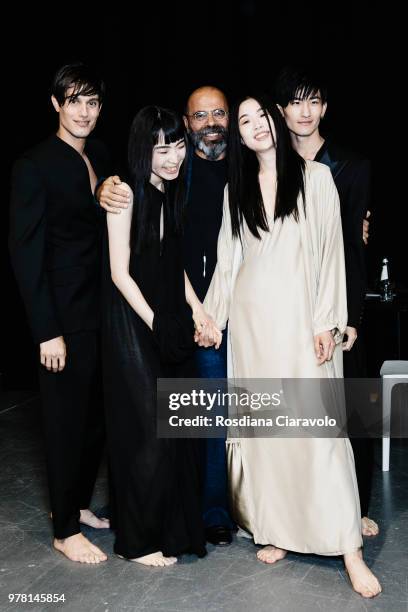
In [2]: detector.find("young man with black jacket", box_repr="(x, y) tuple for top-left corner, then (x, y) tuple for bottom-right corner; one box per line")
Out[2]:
(9, 63), (110, 563)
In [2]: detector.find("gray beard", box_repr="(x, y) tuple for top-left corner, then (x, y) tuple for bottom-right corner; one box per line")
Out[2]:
(188, 129), (228, 161)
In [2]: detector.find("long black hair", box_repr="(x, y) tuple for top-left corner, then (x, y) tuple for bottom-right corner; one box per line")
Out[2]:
(128, 106), (186, 253)
(228, 93), (306, 240)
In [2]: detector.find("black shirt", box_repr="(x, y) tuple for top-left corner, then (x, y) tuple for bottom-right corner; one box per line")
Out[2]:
(9, 134), (110, 343)
(183, 152), (227, 301)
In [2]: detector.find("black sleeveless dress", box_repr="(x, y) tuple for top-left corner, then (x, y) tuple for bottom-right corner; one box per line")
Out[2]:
(102, 183), (206, 559)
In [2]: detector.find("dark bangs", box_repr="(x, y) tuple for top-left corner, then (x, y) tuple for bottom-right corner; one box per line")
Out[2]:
(66, 81), (103, 102)
(152, 108), (185, 146)
(51, 62), (105, 105)
(274, 65), (327, 107)
(293, 83), (321, 102)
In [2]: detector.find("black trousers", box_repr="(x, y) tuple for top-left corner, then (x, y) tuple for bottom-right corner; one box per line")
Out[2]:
(38, 330), (105, 539)
(344, 335), (374, 518)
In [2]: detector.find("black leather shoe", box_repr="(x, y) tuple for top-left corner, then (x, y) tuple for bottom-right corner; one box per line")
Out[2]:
(205, 525), (232, 546)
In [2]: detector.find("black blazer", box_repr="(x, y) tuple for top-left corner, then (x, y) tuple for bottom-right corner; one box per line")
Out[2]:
(9, 134), (109, 344)
(315, 140), (370, 329)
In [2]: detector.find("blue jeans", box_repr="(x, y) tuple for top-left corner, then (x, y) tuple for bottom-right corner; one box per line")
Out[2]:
(195, 331), (234, 529)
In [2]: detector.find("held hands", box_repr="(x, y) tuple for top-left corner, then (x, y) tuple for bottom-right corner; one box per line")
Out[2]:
(342, 326), (357, 351)
(40, 336), (66, 372)
(193, 307), (222, 349)
(97, 175), (131, 214)
(314, 330), (335, 365)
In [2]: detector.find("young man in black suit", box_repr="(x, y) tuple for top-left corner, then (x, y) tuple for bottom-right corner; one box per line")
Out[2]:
(9, 63), (110, 563)
(275, 65), (377, 538)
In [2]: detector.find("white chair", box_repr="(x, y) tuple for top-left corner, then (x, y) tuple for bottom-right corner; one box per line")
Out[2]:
(380, 360), (408, 471)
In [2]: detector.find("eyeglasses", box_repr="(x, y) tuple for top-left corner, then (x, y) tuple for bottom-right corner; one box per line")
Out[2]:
(187, 109), (228, 122)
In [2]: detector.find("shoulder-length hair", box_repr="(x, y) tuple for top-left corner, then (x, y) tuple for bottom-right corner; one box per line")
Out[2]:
(228, 93), (305, 240)
(128, 106), (187, 253)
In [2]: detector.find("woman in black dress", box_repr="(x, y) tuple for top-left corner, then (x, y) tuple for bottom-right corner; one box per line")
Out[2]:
(103, 107), (219, 566)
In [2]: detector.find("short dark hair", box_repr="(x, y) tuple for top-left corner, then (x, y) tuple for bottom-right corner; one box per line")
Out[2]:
(50, 62), (105, 105)
(274, 65), (327, 108)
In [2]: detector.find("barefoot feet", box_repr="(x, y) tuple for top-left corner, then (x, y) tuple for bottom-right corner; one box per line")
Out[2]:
(344, 551), (382, 598)
(257, 545), (287, 564)
(361, 516), (379, 537)
(80, 508), (110, 529)
(118, 551), (177, 567)
(54, 533), (107, 564)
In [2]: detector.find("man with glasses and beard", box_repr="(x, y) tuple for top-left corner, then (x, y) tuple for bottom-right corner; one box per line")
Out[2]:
(182, 87), (233, 546)
(97, 86), (234, 546)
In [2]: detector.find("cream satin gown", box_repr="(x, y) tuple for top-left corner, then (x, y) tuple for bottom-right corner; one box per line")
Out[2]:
(204, 161), (362, 555)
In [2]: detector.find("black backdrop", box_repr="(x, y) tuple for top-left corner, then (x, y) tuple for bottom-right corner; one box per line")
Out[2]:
(3, 2), (404, 388)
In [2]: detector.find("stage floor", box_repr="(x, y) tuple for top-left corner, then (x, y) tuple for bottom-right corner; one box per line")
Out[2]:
(0, 392), (407, 612)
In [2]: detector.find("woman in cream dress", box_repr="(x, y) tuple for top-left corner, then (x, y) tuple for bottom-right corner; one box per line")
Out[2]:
(201, 95), (381, 598)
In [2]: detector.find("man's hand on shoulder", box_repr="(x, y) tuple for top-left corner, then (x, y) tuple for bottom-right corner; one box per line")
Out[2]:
(96, 176), (130, 214)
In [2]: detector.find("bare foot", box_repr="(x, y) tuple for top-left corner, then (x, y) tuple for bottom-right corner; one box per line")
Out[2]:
(80, 509), (110, 529)
(257, 545), (287, 564)
(54, 533), (107, 564)
(361, 516), (379, 537)
(117, 551), (177, 567)
(344, 551), (382, 598)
